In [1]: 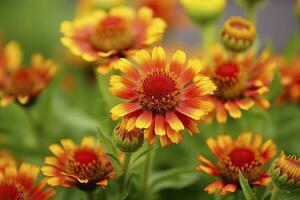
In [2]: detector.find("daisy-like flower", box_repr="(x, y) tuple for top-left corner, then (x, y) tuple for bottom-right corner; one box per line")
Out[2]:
(278, 56), (300, 103)
(205, 45), (275, 123)
(0, 163), (56, 200)
(41, 136), (115, 191)
(109, 47), (216, 146)
(60, 6), (166, 74)
(196, 132), (277, 195)
(0, 41), (57, 107)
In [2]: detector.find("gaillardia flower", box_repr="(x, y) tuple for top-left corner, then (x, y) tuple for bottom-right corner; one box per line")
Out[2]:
(0, 41), (57, 107)
(221, 16), (256, 52)
(113, 118), (144, 153)
(110, 47), (216, 146)
(0, 163), (56, 200)
(61, 6), (166, 74)
(41, 136), (115, 191)
(196, 132), (277, 195)
(271, 152), (300, 191)
(205, 45), (275, 123)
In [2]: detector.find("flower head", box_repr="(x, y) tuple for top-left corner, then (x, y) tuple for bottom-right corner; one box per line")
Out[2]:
(278, 56), (300, 103)
(221, 16), (256, 52)
(41, 136), (115, 191)
(180, 0), (226, 25)
(113, 119), (144, 153)
(109, 47), (216, 146)
(0, 41), (57, 107)
(205, 45), (275, 123)
(271, 152), (300, 191)
(61, 6), (166, 74)
(196, 132), (277, 195)
(0, 163), (56, 200)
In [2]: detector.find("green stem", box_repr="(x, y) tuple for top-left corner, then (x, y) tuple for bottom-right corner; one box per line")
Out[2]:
(120, 152), (132, 193)
(246, 6), (257, 24)
(141, 145), (154, 198)
(270, 185), (282, 200)
(24, 108), (39, 149)
(85, 192), (94, 200)
(201, 23), (216, 61)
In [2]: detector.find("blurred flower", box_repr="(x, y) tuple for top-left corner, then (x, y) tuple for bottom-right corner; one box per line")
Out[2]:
(109, 47), (216, 146)
(136, 0), (181, 28)
(113, 118), (144, 153)
(0, 150), (16, 172)
(278, 56), (300, 103)
(42, 136), (115, 191)
(0, 41), (57, 107)
(196, 132), (277, 195)
(76, 0), (125, 16)
(0, 163), (56, 200)
(205, 45), (275, 123)
(271, 152), (300, 191)
(221, 16), (256, 52)
(60, 6), (166, 74)
(180, 0), (226, 25)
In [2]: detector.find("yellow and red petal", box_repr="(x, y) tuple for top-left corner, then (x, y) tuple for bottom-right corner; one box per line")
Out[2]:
(136, 110), (153, 129)
(219, 184), (237, 195)
(176, 102), (205, 121)
(176, 112), (199, 134)
(204, 181), (225, 194)
(197, 155), (217, 169)
(178, 59), (203, 86)
(115, 58), (141, 82)
(151, 46), (166, 70)
(133, 49), (153, 73)
(236, 98), (255, 110)
(165, 111), (184, 132)
(111, 102), (141, 120)
(224, 101), (241, 119)
(196, 165), (220, 176)
(261, 139), (277, 162)
(154, 114), (166, 136)
(169, 50), (186, 76)
(165, 123), (183, 144)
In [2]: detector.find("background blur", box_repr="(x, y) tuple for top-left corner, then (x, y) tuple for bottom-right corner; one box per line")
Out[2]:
(0, 0), (299, 200)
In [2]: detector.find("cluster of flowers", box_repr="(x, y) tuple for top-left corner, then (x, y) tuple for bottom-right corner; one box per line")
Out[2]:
(0, 0), (300, 199)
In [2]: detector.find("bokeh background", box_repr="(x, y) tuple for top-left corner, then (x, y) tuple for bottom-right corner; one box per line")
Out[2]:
(0, 0), (300, 199)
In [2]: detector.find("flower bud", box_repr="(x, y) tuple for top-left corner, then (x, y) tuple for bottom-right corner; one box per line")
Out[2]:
(113, 120), (144, 153)
(180, 0), (226, 26)
(270, 152), (300, 192)
(221, 16), (256, 52)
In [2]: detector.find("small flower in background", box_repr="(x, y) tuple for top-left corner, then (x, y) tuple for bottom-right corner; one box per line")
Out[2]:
(0, 150), (16, 172)
(60, 6), (166, 74)
(196, 132), (277, 195)
(0, 163), (56, 200)
(180, 0), (226, 25)
(204, 44), (275, 123)
(41, 136), (115, 191)
(221, 16), (256, 52)
(110, 47), (216, 146)
(270, 152), (300, 191)
(277, 56), (300, 104)
(113, 118), (144, 153)
(0, 40), (57, 107)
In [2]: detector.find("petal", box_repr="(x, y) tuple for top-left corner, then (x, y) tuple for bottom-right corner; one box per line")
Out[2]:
(134, 49), (153, 73)
(176, 103), (205, 120)
(154, 114), (166, 136)
(219, 184), (237, 195)
(81, 136), (95, 148)
(151, 46), (166, 70)
(159, 135), (172, 147)
(204, 181), (225, 194)
(197, 155), (217, 169)
(236, 98), (255, 110)
(178, 59), (203, 85)
(176, 112), (199, 134)
(165, 111), (184, 132)
(195, 165), (220, 176)
(136, 110), (153, 129)
(169, 50), (186, 75)
(111, 102), (141, 120)
(166, 124), (183, 144)
(215, 100), (228, 123)
(261, 139), (277, 162)
(114, 58), (140, 82)
(224, 101), (241, 119)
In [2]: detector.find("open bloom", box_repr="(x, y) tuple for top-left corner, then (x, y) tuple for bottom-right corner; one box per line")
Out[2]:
(61, 6), (166, 74)
(278, 56), (300, 103)
(110, 47), (216, 146)
(196, 132), (277, 195)
(41, 136), (115, 191)
(0, 163), (56, 200)
(205, 45), (275, 123)
(0, 41), (57, 107)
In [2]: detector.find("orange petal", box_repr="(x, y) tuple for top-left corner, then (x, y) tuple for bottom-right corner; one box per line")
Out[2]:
(178, 59), (202, 85)
(176, 103), (205, 120)
(204, 181), (225, 194)
(165, 111), (184, 132)
(169, 50), (186, 75)
(197, 155), (216, 169)
(136, 110), (153, 129)
(151, 46), (166, 70)
(115, 58), (140, 82)
(111, 102), (141, 120)
(166, 124), (183, 144)
(224, 101), (241, 119)
(154, 114), (166, 136)
(134, 49), (153, 73)
(236, 98), (254, 110)
(219, 184), (237, 195)
(195, 165), (220, 176)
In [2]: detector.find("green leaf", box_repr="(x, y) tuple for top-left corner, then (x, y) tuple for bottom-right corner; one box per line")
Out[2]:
(283, 32), (300, 61)
(239, 171), (258, 200)
(267, 66), (282, 102)
(149, 167), (200, 193)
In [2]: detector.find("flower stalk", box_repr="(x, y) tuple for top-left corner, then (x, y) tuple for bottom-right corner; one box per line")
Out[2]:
(120, 152), (132, 193)
(270, 185), (282, 200)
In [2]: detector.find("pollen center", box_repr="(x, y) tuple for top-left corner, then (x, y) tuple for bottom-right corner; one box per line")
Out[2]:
(74, 150), (98, 165)
(0, 184), (26, 200)
(138, 72), (180, 113)
(91, 16), (134, 52)
(212, 62), (247, 99)
(8, 69), (35, 95)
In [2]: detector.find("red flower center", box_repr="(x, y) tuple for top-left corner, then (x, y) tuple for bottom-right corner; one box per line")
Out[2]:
(216, 62), (239, 78)
(139, 72), (180, 113)
(0, 185), (25, 200)
(91, 15), (134, 52)
(229, 148), (255, 167)
(74, 150), (98, 165)
(8, 69), (35, 95)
